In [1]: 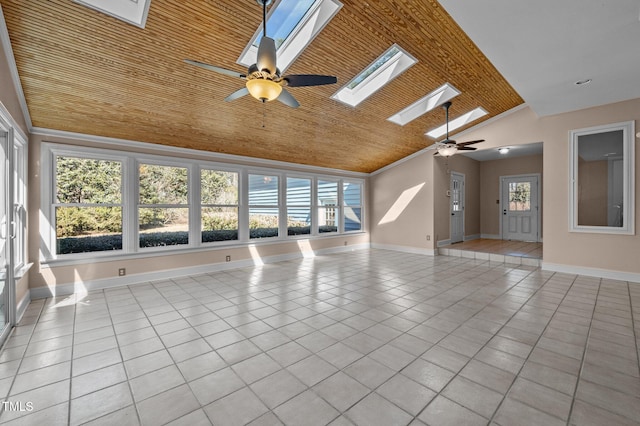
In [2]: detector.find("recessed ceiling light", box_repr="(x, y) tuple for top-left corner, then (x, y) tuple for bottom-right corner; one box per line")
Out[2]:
(575, 79), (592, 85)
(498, 147), (509, 154)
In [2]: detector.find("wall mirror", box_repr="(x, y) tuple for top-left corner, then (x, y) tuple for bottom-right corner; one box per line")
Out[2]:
(569, 120), (635, 234)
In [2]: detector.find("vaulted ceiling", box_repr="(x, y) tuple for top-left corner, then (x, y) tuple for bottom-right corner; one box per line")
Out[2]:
(1, 0), (525, 172)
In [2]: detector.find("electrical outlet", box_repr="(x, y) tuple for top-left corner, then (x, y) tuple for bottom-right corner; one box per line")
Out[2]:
(226, 255), (231, 262)
(118, 268), (126, 276)
(426, 235), (431, 241)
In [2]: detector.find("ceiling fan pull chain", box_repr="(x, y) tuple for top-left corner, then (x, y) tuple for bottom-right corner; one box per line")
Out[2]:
(262, 101), (266, 128)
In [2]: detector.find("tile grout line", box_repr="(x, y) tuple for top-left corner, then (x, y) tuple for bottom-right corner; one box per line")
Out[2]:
(0, 301), (45, 423)
(563, 277), (601, 426)
(625, 282), (640, 376)
(393, 262), (556, 424)
(485, 273), (588, 425)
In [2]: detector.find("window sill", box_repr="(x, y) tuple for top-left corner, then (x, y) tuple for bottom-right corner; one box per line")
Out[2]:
(41, 231), (367, 268)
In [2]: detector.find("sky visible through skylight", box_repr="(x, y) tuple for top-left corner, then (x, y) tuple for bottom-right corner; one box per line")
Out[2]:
(253, 0), (316, 49)
(347, 46), (400, 90)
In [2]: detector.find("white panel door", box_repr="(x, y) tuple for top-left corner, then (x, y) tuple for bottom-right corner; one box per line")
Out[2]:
(501, 175), (539, 242)
(450, 172), (464, 244)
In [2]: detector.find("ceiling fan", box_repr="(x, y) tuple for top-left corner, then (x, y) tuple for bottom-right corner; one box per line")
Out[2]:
(184, 0), (337, 108)
(432, 101), (484, 157)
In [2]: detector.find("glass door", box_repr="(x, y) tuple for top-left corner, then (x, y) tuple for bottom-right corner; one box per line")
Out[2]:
(0, 129), (12, 345)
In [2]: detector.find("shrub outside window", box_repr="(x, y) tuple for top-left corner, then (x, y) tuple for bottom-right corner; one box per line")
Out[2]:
(201, 169), (239, 243)
(54, 156), (123, 254)
(138, 163), (189, 248)
(249, 174), (279, 239)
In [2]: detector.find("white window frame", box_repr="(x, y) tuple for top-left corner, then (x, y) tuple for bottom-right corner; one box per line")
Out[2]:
(569, 120), (635, 235)
(40, 143), (365, 263)
(136, 159), (192, 251)
(11, 133), (27, 272)
(199, 167), (241, 246)
(43, 146), (128, 260)
(248, 172), (282, 241)
(343, 180), (363, 233)
(286, 175), (312, 237)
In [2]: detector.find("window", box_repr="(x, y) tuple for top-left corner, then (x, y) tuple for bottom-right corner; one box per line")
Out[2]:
(237, 0), (342, 72)
(388, 83), (460, 126)
(332, 44), (417, 107)
(287, 177), (311, 235)
(41, 143), (365, 261)
(74, 0), (152, 28)
(249, 174), (279, 239)
(508, 182), (531, 212)
(570, 121), (635, 234)
(343, 181), (362, 232)
(201, 169), (239, 243)
(426, 107), (488, 139)
(138, 163), (189, 248)
(54, 155), (123, 254)
(317, 180), (338, 233)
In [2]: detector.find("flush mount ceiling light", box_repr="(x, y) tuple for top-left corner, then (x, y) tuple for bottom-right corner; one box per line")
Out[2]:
(575, 79), (592, 85)
(498, 147), (510, 154)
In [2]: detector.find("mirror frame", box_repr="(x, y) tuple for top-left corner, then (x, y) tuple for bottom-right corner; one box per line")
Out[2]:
(569, 120), (635, 234)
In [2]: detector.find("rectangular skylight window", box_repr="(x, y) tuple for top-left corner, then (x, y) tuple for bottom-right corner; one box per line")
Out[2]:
(237, 0), (343, 73)
(387, 83), (460, 126)
(425, 107), (488, 139)
(74, 0), (152, 28)
(331, 44), (417, 107)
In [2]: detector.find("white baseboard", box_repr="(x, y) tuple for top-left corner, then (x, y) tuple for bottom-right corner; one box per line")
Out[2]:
(542, 262), (640, 283)
(464, 234), (480, 241)
(16, 291), (31, 323)
(371, 243), (436, 256)
(480, 234), (501, 240)
(30, 243), (371, 299)
(436, 239), (451, 248)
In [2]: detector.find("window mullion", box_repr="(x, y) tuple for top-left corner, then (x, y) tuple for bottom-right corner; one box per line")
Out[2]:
(123, 157), (136, 253)
(189, 165), (199, 248)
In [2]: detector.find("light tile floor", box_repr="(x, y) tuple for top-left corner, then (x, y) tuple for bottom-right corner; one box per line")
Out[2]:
(0, 249), (639, 425)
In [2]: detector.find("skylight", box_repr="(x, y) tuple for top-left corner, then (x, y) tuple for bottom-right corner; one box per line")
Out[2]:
(331, 44), (417, 107)
(425, 107), (488, 139)
(74, 0), (152, 28)
(237, 0), (343, 73)
(387, 83), (460, 126)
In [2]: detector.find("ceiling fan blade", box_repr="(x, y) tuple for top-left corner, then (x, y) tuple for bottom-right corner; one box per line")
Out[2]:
(283, 74), (338, 87)
(457, 146), (477, 151)
(457, 139), (485, 147)
(257, 37), (277, 75)
(184, 59), (245, 78)
(224, 87), (249, 102)
(277, 88), (300, 108)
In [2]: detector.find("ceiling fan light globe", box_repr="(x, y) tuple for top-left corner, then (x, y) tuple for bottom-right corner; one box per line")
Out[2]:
(437, 145), (458, 157)
(246, 79), (282, 102)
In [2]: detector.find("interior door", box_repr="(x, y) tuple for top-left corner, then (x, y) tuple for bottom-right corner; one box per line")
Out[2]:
(501, 175), (539, 241)
(450, 172), (464, 244)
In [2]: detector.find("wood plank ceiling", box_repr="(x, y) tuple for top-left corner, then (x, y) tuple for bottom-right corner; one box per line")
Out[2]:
(1, 0), (523, 173)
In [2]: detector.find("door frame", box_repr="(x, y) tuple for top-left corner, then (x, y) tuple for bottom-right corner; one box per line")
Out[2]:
(0, 123), (16, 347)
(499, 173), (541, 242)
(450, 171), (465, 244)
